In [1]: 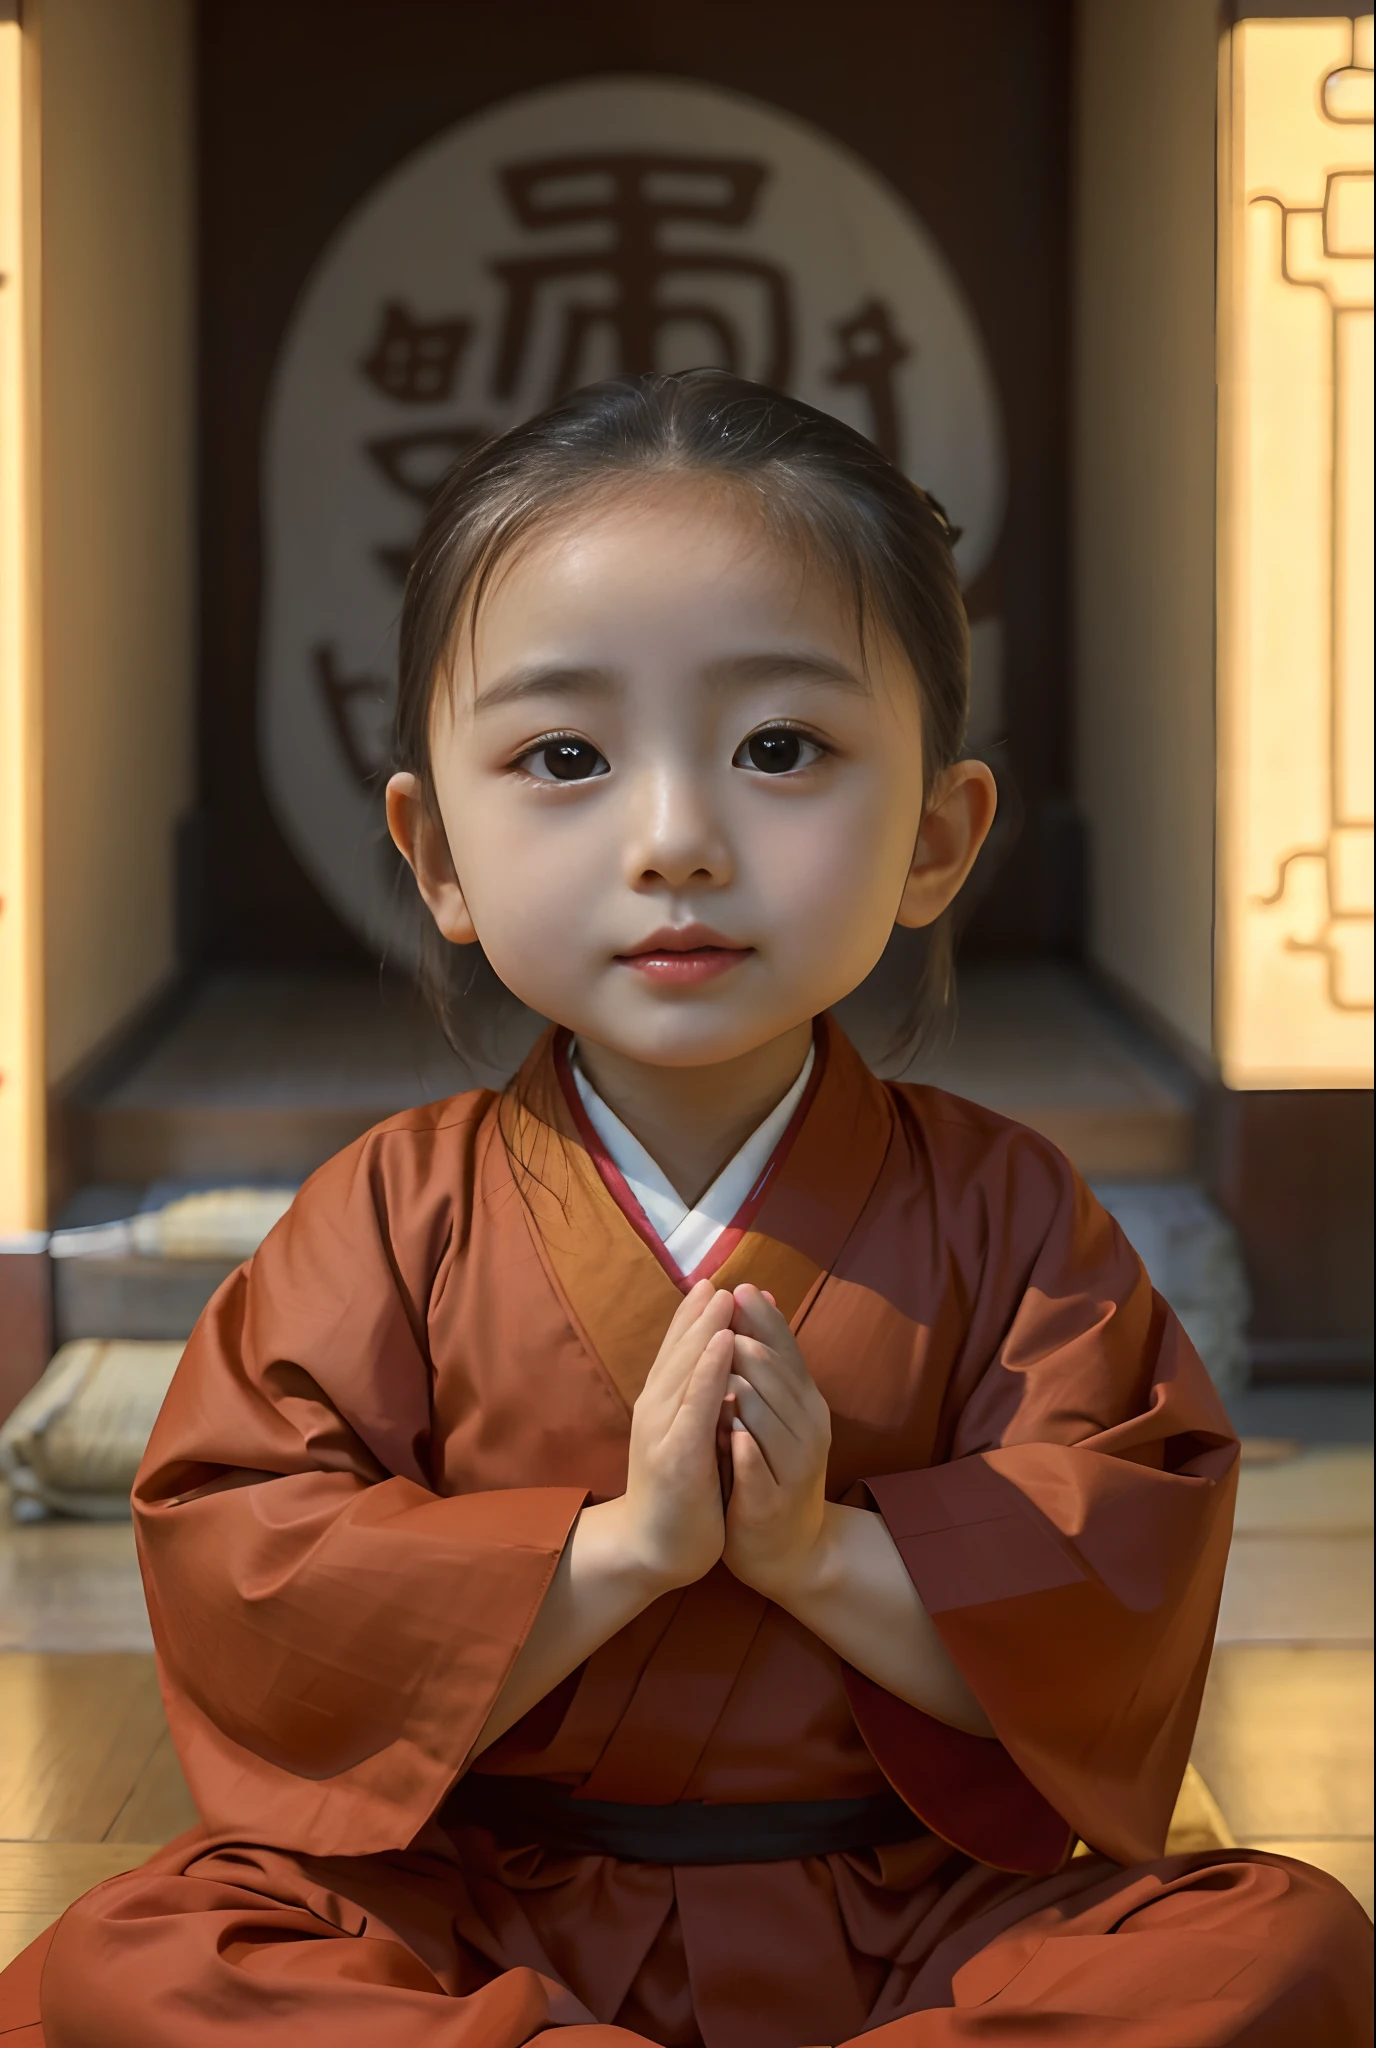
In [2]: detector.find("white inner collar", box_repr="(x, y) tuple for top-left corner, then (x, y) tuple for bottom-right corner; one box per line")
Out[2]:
(570, 1041), (815, 1276)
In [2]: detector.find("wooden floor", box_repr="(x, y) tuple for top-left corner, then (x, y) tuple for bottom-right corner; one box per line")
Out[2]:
(1, 1445), (1371, 1973)
(0, 1653), (198, 1966)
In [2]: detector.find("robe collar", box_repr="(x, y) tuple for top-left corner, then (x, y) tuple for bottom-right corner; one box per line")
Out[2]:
(495, 1015), (894, 1413)
(555, 1025), (824, 1290)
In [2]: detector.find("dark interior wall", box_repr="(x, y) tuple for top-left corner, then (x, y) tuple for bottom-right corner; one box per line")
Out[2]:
(196, 0), (1072, 967)
(1204, 1089), (1376, 1380)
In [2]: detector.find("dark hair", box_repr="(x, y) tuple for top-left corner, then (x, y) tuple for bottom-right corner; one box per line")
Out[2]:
(391, 369), (972, 1076)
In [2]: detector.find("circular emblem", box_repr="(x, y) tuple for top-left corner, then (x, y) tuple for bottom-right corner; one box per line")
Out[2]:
(260, 76), (1006, 963)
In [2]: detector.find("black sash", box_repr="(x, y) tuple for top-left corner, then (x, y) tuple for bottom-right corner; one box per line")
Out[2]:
(446, 1773), (924, 1865)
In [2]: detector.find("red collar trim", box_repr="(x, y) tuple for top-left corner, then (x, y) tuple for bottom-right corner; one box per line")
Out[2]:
(552, 1026), (827, 1295)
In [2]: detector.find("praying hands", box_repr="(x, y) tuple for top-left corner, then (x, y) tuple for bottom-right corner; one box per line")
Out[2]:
(472, 1279), (991, 1758)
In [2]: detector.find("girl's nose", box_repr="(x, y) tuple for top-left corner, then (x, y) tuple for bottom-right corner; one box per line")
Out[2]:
(623, 765), (733, 891)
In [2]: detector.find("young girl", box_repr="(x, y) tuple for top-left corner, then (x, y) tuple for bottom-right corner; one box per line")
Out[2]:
(5, 374), (1368, 2046)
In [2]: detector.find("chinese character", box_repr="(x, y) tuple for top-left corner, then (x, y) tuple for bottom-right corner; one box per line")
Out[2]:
(364, 426), (493, 585)
(312, 643), (392, 791)
(365, 426), (491, 582)
(361, 300), (472, 403)
(489, 153), (794, 401)
(366, 427), (489, 504)
(825, 296), (911, 465)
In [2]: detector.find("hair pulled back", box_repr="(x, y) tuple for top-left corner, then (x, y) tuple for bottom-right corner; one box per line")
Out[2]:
(391, 369), (973, 1074)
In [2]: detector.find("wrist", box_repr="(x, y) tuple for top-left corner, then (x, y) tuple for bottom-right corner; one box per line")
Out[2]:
(575, 1495), (694, 1601)
(738, 1503), (843, 1612)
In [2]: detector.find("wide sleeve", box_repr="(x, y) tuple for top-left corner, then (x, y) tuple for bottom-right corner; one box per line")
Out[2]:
(132, 1105), (586, 1859)
(846, 1111), (1238, 1874)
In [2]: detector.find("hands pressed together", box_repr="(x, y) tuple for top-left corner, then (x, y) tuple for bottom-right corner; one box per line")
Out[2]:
(604, 1279), (991, 1737)
(475, 1276), (993, 1755)
(611, 1278), (837, 1605)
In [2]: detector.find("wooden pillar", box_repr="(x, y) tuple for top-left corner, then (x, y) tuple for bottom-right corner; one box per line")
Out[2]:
(0, 1247), (51, 1422)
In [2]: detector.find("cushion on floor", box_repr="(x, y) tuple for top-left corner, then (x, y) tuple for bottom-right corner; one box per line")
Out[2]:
(0, 1342), (183, 1520)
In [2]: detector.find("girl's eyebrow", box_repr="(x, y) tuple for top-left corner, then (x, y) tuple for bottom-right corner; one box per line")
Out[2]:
(703, 650), (869, 693)
(473, 665), (615, 714)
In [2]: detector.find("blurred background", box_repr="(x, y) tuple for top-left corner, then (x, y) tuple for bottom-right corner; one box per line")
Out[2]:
(0, 0), (1371, 1958)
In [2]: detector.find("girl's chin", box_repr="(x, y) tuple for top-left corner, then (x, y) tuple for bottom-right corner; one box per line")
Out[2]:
(570, 1006), (810, 1072)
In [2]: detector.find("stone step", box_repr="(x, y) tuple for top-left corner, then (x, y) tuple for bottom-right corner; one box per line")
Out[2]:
(52, 1256), (239, 1346)
(70, 970), (475, 1188)
(47, 962), (1203, 1350)
(900, 962), (1198, 1180)
(73, 962), (1199, 1189)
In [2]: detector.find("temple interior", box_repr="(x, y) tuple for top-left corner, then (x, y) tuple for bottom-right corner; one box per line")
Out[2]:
(0, 0), (1370, 1970)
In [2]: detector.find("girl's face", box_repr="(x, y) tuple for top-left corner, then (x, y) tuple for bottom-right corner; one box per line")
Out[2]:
(388, 478), (995, 1070)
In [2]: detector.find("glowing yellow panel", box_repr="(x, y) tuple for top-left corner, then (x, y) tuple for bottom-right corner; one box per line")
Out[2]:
(1217, 15), (1375, 1087)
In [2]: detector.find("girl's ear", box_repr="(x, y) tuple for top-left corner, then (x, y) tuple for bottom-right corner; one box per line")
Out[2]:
(894, 759), (998, 930)
(385, 772), (480, 946)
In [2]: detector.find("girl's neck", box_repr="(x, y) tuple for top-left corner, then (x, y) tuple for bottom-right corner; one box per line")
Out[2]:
(573, 1022), (814, 1207)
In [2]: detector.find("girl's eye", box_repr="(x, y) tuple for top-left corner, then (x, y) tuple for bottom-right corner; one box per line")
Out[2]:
(734, 727), (822, 775)
(521, 737), (610, 783)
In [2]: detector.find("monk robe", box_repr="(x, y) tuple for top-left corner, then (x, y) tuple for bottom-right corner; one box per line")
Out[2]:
(1, 1019), (1369, 2048)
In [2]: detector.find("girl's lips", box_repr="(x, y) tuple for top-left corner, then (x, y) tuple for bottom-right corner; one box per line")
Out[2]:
(617, 946), (752, 986)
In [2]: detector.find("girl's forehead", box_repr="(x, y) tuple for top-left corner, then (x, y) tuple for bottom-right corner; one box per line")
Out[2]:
(501, 479), (808, 587)
(464, 477), (874, 666)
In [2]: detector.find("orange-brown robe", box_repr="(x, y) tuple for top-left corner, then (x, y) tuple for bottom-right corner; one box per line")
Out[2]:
(1, 1021), (1369, 2047)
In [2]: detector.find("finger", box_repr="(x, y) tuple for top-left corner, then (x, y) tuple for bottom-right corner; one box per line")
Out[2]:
(716, 1389), (737, 1507)
(731, 1285), (798, 1351)
(685, 1290), (739, 1371)
(715, 1389), (739, 1461)
(728, 1337), (814, 1436)
(729, 1415), (776, 1499)
(666, 1278), (725, 1342)
(726, 1374), (797, 1482)
(673, 1327), (736, 1436)
(729, 1294), (822, 1419)
(673, 1335), (736, 1481)
(646, 1287), (734, 1396)
(642, 1287), (715, 1394)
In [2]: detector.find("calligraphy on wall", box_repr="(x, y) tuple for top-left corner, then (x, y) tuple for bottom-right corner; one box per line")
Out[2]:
(260, 78), (1005, 965)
